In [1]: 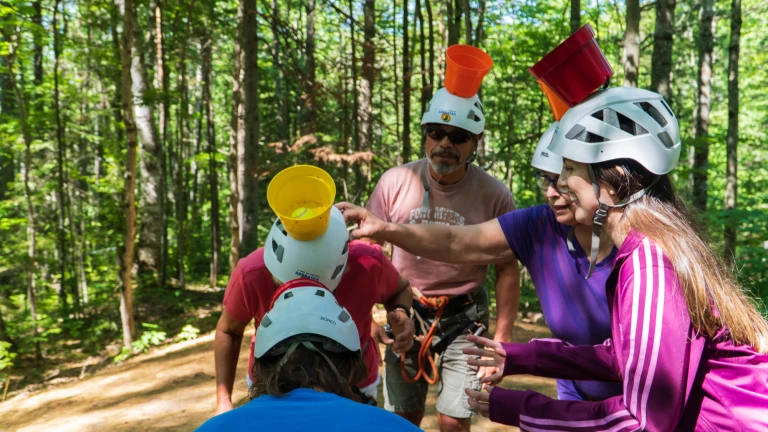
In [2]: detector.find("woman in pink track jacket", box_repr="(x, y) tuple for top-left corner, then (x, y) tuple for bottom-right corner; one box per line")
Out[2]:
(464, 87), (768, 431)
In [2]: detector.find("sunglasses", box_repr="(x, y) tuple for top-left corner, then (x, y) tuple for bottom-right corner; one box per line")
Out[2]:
(424, 126), (473, 144)
(533, 172), (560, 191)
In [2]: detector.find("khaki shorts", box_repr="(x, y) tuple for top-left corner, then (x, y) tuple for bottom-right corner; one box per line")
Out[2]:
(383, 289), (490, 418)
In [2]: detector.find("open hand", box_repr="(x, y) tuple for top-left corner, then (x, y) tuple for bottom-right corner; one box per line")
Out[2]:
(464, 334), (506, 385)
(335, 202), (389, 242)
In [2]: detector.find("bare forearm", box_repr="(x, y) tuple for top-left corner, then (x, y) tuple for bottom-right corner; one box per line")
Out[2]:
(381, 221), (511, 265)
(384, 278), (415, 312)
(214, 329), (243, 404)
(493, 262), (521, 343)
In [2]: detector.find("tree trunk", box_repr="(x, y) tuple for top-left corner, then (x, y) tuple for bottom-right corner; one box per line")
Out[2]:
(691, 0), (714, 212)
(116, 0), (137, 348)
(53, 0), (72, 313)
(723, 0), (741, 263)
(154, 0), (170, 288)
(417, 0), (427, 117)
(474, 0), (485, 47)
(350, 0), (360, 182)
(175, 0), (195, 289)
(650, 0), (676, 102)
(240, 0), (260, 257)
(4, 31), (41, 360)
(134, 5), (164, 287)
(228, 0), (245, 271)
(570, 0), (580, 34)
(393, 0), (400, 161)
(303, 0), (317, 134)
(32, 1), (43, 85)
(462, 0), (471, 45)
(270, 0), (288, 142)
(622, 0), (640, 87)
(202, 26), (221, 287)
(425, 0), (435, 99)
(446, 0), (458, 46)
(360, 0), (375, 158)
(402, 0), (412, 163)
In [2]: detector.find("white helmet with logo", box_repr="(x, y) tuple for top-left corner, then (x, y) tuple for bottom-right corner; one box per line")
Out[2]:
(421, 88), (485, 134)
(531, 122), (563, 174)
(264, 206), (349, 291)
(255, 282), (360, 359)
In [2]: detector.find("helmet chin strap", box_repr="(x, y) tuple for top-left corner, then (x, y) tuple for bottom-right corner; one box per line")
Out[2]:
(584, 165), (658, 279)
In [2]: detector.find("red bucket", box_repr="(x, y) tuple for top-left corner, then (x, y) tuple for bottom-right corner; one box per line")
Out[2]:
(528, 24), (614, 107)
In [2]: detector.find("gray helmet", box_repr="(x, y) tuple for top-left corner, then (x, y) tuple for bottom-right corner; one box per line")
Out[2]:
(548, 87), (680, 174)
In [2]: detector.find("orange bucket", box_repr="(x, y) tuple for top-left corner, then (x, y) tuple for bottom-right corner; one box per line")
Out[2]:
(444, 45), (493, 98)
(537, 80), (569, 121)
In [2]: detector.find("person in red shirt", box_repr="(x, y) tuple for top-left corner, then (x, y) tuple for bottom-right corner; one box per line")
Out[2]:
(214, 207), (416, 415)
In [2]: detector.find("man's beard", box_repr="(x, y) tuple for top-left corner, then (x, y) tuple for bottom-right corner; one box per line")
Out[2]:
(427, 149), (463, 175)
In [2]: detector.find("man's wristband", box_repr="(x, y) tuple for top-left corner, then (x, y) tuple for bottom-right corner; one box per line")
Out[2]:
(392, 304), (412, 318)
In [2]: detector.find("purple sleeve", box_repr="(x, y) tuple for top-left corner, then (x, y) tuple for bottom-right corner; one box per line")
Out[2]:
(501, 339), (621, 382)
(496, 205), (547, 266)
(488, 238), (701, 431)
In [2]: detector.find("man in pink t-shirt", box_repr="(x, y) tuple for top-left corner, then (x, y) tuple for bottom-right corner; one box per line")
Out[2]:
(364, 87), (520, 431)
(213, 208), (415, 415)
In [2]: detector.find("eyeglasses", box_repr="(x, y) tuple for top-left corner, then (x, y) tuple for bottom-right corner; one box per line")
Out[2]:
(424, 126), (472, 145)
(534, 172), (560, 191)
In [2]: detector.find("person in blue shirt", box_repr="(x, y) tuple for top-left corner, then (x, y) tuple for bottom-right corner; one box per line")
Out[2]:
(197, 279), (421, 432)
(338, 123), (621, 402)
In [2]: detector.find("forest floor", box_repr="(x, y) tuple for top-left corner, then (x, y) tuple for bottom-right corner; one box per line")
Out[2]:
(0, 297), (556, 432)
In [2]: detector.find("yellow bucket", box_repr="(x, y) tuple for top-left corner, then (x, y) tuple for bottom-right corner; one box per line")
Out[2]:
(267, 165), (337, 241)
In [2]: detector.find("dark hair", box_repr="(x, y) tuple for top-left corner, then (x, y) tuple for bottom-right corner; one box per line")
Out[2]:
(250, 344), (368, 400)
(591, 159), (768, 351)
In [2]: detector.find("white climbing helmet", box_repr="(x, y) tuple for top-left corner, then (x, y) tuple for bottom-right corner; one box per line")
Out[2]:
(548, 87), (680, 175)
(421, 88), (485, 134)
(255, 282), (360, 359)
(264, 206), (349, 292)
(531, 122), (563, 174)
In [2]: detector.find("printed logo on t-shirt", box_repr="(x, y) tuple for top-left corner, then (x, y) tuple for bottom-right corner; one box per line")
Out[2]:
(295, 270), (320, 281)
(409, 206), (465, 226)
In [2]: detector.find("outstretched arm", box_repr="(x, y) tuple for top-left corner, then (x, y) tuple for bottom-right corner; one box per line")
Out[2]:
(337, 202), (515, 265)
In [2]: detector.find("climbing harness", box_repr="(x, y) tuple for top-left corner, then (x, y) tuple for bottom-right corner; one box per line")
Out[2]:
(401, 294), (450, 384)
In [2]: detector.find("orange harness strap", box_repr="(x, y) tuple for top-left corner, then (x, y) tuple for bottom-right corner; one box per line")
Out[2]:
(401, 295), (450, 385)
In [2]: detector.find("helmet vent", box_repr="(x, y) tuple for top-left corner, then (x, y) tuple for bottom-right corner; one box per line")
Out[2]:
(342, 241), (349, 255)
(331, 264), (345, 280)
(284, 291), (294, 300)
(634, 102), (668, 127)
(426, 102), (431, 112)
(474, 101), (484, 114)
(260, 315), (272, 327)
(660, 99), (674, 118)
(657, 131), (676, 149)
(273, 241), (285, 263)
(338, 310), (351, 323)
(275, 219), (288, 236)
(315, 289), (326, 297)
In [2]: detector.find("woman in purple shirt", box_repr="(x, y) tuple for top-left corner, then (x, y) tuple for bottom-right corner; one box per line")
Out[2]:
(465, 87), (768, 431)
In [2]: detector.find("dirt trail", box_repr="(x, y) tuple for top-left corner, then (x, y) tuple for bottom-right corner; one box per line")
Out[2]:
(0, 321), (556, 431)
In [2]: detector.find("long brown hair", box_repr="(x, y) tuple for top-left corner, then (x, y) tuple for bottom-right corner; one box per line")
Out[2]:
(594, 159), (768, 352)
(250, 343), (368, 400)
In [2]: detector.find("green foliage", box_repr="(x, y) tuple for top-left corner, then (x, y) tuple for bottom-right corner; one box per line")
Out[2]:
(114, 323), (167, 363)
(0, 342), (16, 371)
(176, 324), (201, 342)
